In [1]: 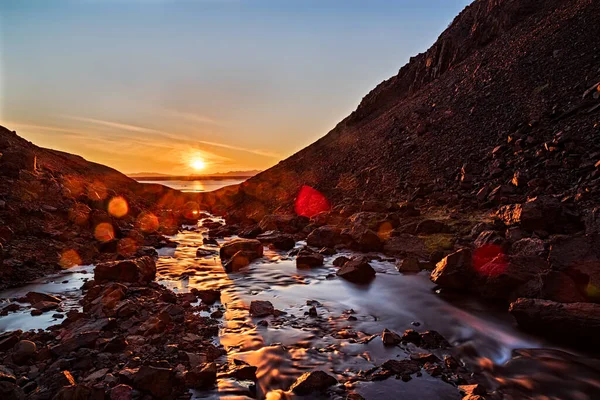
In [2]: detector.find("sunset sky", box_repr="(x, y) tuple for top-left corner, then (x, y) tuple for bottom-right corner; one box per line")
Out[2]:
(0, 0), (470, 175)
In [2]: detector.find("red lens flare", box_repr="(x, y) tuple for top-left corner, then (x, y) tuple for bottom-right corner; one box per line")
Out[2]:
(473, 244), (507, 276)
(294, 185), (330, 218)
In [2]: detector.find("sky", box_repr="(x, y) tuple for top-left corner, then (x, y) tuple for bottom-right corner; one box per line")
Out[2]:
(0, 0), (471, 175)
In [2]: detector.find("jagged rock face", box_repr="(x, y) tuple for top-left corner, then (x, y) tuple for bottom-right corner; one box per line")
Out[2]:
(203, 0), (600, 218)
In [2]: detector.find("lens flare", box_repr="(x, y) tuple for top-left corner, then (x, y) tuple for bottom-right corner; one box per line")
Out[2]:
(94, 222), (115, 242)
(294, 185), (330, 218)
(59, 249), (82, 268)
(137, 212), (159, 233)
(108, 196), (129, 218)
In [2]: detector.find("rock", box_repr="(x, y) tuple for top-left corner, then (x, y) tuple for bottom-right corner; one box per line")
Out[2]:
(336, 256), (376, 284)
(351, 228), (383, 252)
(397, 257), (421, 273)
(509, 298), (600, 343)
(381, 329), (402, 346)
(416, 220), (449, 234)
(223, 250), (255, 272)
(259, 214), (307, 233)
(383, 234), (426, 257)
(306, 225), (344, 248)
(32, 301), (59, 312)
(220, 239), (263, 260)
(296, 250), (324, 268)
(132, 366), (174, 398)
(250, 300), (274, 317)
(419, 330), (450, 349)
(511, 238), (546, 257)
(184, 363), (217, 389)
(289, 371), (337, 395)
(109, 384), (133, 400)
(0, 381), (25, 400)
(25, 291), (61, 304)
(191, 288), (221, 305)
(459, 384), (486, 396)
(256, 232), (296, 250)
(94, 256), (156, 284)
(540, 271), (586, 303)
(0, 366), (16, 383)
(196, 248), (217, 257)
(12, 340), (36, 364)
(381, 359), (421, 376)
(496, 196), (576, 233)
(474, 230), (507, 249)
(332, 256), (350, 267)
(51, 331), (100, 355)
(431, 249), (473, 289)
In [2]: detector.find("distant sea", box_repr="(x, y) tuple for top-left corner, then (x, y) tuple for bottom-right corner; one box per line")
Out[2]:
(138, 179), (245, 193)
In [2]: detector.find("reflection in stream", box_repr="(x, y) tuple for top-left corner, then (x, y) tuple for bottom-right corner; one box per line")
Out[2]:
(2, 219), (600, 399)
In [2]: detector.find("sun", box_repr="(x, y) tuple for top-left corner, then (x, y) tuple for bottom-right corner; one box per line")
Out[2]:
(190, 157), (206, 171)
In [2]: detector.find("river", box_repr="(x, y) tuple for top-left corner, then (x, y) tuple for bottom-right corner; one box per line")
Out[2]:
(1, 217), (599, 399)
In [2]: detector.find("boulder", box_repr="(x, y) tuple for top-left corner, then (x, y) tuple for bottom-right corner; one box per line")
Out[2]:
(351, 228), (383, 252)
(332, 256), (350, 267)
(223, 250), (256, 272)
(306, 225), (344, 248)
(132, 366), (174, 398)
(511, 238), (546, 257)
(12, 340), (36, 364)
(383, 234), (426, 257)
(196, 248), (217, 257)
(430, 249), (473, 289)
(219, 239), (263, 260)
(256, 232), (296, 250)
(249, 300), (274, 317)
(25, 292), (61, 304)
(289, 371), (337, 395)
(184, 363), (217, 389)
(94, 256), (156, 284)
(336, 256), (376, 284)
(109, 385), (133, 400)
(381, 359), (421, 376)
(509, 298), (600, 343)
(397, 257), (421, 273)
(495, 196), (576, 233)
(296, 250), (324, 269)
(381, 329), (402, 346)
(474, 231), (507, 249)
(191, 289), (221, 305)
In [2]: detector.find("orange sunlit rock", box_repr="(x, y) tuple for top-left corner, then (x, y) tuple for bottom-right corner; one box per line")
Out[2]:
(87, 181), (108, 201)
(473, 244), (507, 276)
(294, 185), (330, 218)
(137, 212), (159, 233)
(108, 196), (129, 218)
(69, 203), (91, 225)
(59, 249), (82, 268)
(94, 222), (115, 242)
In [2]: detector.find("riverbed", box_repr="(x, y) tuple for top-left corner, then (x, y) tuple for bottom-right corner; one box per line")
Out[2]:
(2, 217), (599, 399)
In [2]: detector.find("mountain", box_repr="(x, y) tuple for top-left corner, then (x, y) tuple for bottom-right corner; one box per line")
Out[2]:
(0, 125), (192, 288)
(203, 0), (600, 220)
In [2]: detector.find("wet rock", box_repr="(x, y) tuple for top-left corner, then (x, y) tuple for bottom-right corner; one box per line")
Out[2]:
(296, 250), (324, 268)
(220, 239), (263, 260)
(94, 256), (156, 284)
(223, 250), (256, 272)
(289, 370), (337, 395)
(0, 366), (16, 383)
(381, 329), (402, 346)
(185, 363), (217, 389)
(318, 247), (337, 255)
(381, 359), (421, 376)
(191, 288), (221, 305)
(25, 291), (61, 304)
(397, 257), (421, 273)
(132, 365), (175, 398)
(32, 301), (59, 312)
(332, 256), (350, 267)
(420, 330), (451, 349)
(509, 298), (600, 343)
(410, 353), (440, 364)
(351, 228), (383, 252)
(459, 384), (486, 396)
(257, 232), (296, 250)
(196, 248), (217, 257)
(336, 256), (376, 284)
(12, 340), (36, 364)
(250, 300), (274, 317)
(306, 225), (343, 248)
(431, 248), (473, 289)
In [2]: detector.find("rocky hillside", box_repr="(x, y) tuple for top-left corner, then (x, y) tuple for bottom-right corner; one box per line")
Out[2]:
(203, 0), (600, 219)
(0, 126), (196, 288)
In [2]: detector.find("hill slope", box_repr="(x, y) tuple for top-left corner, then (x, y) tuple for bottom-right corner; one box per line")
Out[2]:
(203, 0), (600, 219)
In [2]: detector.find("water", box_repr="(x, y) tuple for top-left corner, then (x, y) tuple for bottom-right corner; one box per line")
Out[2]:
(2, 218), (600, 399)
(138, 179), (245, 192)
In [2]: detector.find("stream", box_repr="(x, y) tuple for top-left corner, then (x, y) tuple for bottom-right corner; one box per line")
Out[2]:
(2, 218), (600, 399)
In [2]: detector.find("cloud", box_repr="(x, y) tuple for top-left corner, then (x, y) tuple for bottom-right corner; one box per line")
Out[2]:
(163, 109), (223, 126)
